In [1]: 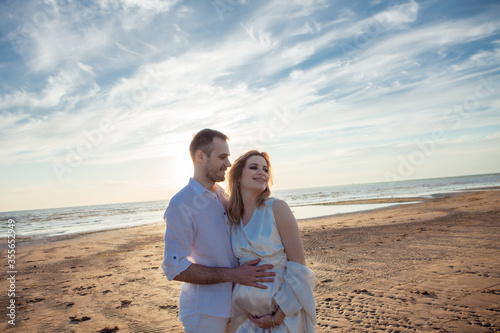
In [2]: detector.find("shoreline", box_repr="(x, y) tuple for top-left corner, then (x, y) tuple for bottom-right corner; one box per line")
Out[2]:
(8, 187), (497, 245)
(295, 197), (424, 206)
(11, 221), (166, 248)
(3, 196), (422, 245)
(0, 189), (498, 332)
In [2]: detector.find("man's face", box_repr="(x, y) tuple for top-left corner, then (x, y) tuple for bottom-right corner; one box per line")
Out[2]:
(203, 137), (231, 183)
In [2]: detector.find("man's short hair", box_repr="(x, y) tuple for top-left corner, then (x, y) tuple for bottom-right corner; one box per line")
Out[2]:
(189, 129), (229, 161)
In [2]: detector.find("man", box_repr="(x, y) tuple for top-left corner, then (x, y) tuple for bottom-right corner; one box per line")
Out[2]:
(161, 129), (275, 333)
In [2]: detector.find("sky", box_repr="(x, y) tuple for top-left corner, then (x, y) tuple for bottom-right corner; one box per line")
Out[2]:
(1, 0), (499, 212)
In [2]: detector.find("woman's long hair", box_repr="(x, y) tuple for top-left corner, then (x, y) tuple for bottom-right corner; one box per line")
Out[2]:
(227, 150), (274, 223)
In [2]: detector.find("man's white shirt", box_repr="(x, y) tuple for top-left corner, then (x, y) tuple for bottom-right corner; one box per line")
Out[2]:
(161, 178), (237, 321)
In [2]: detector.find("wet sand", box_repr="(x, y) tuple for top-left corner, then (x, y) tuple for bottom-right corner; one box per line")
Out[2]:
(0, 189), (499, 332)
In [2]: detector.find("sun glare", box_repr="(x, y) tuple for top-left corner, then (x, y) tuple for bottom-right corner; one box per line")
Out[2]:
(172, 155), (194, 186)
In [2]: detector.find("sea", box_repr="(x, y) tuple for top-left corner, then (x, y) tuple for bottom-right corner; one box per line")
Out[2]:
(2, 173), (499, 240)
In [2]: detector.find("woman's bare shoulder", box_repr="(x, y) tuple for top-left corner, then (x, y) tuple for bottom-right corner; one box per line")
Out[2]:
(272, 199), (294, 220)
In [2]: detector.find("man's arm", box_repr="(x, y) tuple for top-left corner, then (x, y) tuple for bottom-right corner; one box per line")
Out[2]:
(163, 198), (275, 288)
(174, 258), (275, 289)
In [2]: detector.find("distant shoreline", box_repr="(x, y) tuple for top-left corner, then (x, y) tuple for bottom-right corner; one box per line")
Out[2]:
(4, 186), (500, 245)
(8, 195), (428, 245)
(3, 173), (500, 214)
(295, 196), (423, 206)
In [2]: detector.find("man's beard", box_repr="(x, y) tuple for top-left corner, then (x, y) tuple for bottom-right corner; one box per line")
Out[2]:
(205, 163), (225, 183)
(209, 173), (225, 183)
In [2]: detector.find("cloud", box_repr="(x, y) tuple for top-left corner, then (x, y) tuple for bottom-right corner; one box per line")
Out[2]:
(373, 0), (419, 25)
(5, 0), (181, 75)
(1, 0), (499, 210)
(0, 65), (100, 112)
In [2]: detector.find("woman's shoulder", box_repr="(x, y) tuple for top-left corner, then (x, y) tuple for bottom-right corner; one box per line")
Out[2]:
(270, 198), (296, 221)
(268, 197), (288, 207)
(267, 198), (291, 213)
(264, 197), (277, 206)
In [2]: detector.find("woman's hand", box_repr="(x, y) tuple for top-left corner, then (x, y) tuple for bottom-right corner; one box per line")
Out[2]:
(247, 313), (273, 329)
(248, 308), (285, 329)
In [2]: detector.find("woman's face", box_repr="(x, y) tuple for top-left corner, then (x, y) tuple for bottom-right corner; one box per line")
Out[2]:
(239, 155), (270, 194)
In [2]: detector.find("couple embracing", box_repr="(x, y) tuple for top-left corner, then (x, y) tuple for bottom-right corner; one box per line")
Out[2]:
(161, 129), (316, 332)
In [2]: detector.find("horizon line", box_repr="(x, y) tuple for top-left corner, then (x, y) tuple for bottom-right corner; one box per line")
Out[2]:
(1, 171), (499, 214)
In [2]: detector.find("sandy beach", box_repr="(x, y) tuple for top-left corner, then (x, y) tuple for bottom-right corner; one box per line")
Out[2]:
(1, 189), (499, 332)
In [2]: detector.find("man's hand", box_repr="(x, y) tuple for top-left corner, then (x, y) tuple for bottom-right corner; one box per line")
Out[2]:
(230, 258), (275, 289)
(173, 258), (275, 287)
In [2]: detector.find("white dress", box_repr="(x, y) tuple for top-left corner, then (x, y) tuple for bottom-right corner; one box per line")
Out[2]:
(230, 198), (316, 333)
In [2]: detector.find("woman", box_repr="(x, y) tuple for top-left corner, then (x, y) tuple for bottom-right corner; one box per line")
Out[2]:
(227, 150), (316, 332)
